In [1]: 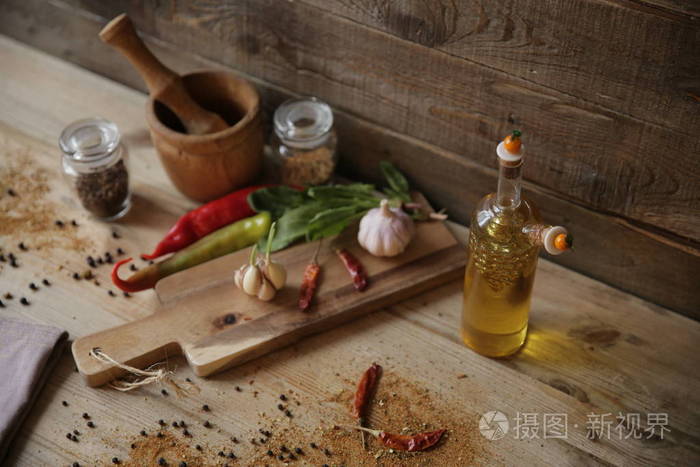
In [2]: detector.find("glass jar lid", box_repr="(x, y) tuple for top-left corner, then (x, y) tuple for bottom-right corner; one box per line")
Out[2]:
(273, 97), (333, 149)
(59, 118), (121, 166)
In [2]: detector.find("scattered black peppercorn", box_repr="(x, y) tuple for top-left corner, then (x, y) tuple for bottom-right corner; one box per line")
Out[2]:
(0, 254), (4, 262)
(97, 257), (104, 265)
(0, 300), (4, 308)
(288, 453), (296, 460)
(3, 293), (12, 300)
(87, 421), (95, 428)
(202, 404), (210, 411)
(259, 438), (266, 444)
(179, 420), (186, 427)
(29, 282), (38, 291)
(108, 290), (116, 297)
(116, 247), (124, 255)
(10, 259), (18, 268)
(224, 313), (236, 324)
(18, 242), (27, 251)
(55, 220), (64, 227)
(158, 419), (165, 426)
(277, 455), (284, 460)
(203, 420), (212, 428)
(20, 297), (29, 306)
(112, 457), (120, 464)
(140, 430), (147, 436)
(179, 462), (187, 467)
(123, 291), (131, 298)
(82, 412), (90, 419)
(73, 462), (80, 467)
(322, 464), (329, 467)
(218, 451), (225, 457)
(71, 220), (78, 227)
(130, 443), (136, 449)
(157, 458), (166, 466)
(267, 450), (273, 456)
(235, 386), (241, 392)
(324, 448), (331, 456)
(310, 442), (317, 449)
(129, 263), (137, 271)
(195, 444), (202, 451)
(112, 230), (120, 239)
(183, 429), (191, 437)
(157, 432), (164, 438)
(277, 404), (284, 411)
(185, 377), (192, 383)
(231, 437), (238, 443)
(295, 447), (303, 454)
(149, 260), (154, 265)
(280, 446), (288, 452)
(279, 394), (287, 401)
(72, 273), (80, 280)
(62, 401), (68, 406)
(7, 188), (17, 196)
(284, 409), (292, 417)
(161, 389), (168, 396)
(42, 278), (51, 286)
(66, 433), (72, 440)
(73, 430), (80, 436)
(172, 421), (178, 428)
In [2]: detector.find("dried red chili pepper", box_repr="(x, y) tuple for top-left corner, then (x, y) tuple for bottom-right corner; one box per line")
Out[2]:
(335, 248), (368, 291)
(352, 363), (382, 448)
(299, 241), (323, 311)
(141, 185), (272, 260)
(352, 427), (446, 452)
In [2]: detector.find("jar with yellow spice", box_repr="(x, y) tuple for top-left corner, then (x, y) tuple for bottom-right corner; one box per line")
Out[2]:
(270, 97), (337, 186)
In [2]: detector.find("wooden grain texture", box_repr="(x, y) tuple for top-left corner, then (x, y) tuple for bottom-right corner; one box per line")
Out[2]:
(2, 0), (699, 243)
(73, 213), (464, 385)
(0, 4), (696, 319)
(299, 0), (700, 128)
(1, 37), (699, 466)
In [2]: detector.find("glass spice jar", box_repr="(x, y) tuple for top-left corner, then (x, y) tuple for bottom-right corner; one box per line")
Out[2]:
(270, 97), (337, 186)
(59, 118), (131, 220)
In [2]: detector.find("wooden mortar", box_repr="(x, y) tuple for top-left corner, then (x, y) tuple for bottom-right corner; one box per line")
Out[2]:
(146, 71), (264, 202)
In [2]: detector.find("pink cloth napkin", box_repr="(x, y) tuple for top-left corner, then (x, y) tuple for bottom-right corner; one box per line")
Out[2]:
(0, 317), (67, 461)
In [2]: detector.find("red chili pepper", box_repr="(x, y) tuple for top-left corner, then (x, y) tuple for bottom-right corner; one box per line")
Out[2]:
(142, 185), (272, 260)
(352, 363), (382, 449)
(377, 429), (446, 452)
(348, 426), (445, 452)
(335, 248), (368, 291)
(352, 363), (381, 420)
(299, 241), (323, 311)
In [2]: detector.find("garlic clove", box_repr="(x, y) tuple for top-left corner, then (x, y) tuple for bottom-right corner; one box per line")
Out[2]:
(263, 261), (287, 290)
(242, 265), (262, 296)
(234, 265), (248, 289)
(257, 277), (276, 301)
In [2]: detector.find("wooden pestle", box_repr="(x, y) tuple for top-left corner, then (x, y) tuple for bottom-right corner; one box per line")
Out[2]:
(100, 14), (229, 135)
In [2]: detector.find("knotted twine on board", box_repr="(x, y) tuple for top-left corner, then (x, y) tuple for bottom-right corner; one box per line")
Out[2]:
(89, 347), (173, 391)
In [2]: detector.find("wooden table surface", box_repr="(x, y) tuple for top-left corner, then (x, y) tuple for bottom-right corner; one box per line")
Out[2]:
(1, 36), (698, 467)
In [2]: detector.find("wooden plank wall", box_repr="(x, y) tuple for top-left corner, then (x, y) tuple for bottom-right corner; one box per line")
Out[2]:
(1, 0), (698, 318)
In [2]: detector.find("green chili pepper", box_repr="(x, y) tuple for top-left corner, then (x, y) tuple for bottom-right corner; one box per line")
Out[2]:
(111, 212), (271, 292)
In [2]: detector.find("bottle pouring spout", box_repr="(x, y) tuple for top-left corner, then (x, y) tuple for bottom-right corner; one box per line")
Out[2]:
(523, 224), (573, 255)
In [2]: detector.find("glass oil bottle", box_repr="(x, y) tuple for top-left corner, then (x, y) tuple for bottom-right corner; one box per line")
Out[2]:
(461, 131), (572, 357)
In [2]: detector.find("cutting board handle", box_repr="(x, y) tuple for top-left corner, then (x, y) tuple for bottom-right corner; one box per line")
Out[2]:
(72, 314), (181, 387)
(99, 13), (229, 135)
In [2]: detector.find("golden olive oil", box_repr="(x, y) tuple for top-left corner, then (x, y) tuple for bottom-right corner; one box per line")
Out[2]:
(461, 195), (540, 357)
(460, 130), (572, 357)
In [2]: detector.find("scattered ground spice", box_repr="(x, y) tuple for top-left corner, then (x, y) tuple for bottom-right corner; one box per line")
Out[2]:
(120, 431), (205, 467)
(0, 145), (92, 252)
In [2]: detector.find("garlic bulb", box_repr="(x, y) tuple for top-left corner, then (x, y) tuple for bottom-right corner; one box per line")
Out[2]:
(358, 199), (415, 257)
(234, 222), (287, 302)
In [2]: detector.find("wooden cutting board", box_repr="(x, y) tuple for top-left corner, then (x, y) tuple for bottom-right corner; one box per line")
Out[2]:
(73, 210), (465, 387)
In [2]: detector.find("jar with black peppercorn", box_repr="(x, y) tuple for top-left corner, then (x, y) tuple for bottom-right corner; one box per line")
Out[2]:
(59, 118), (131, 220)
(270, 97), (337, 186)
